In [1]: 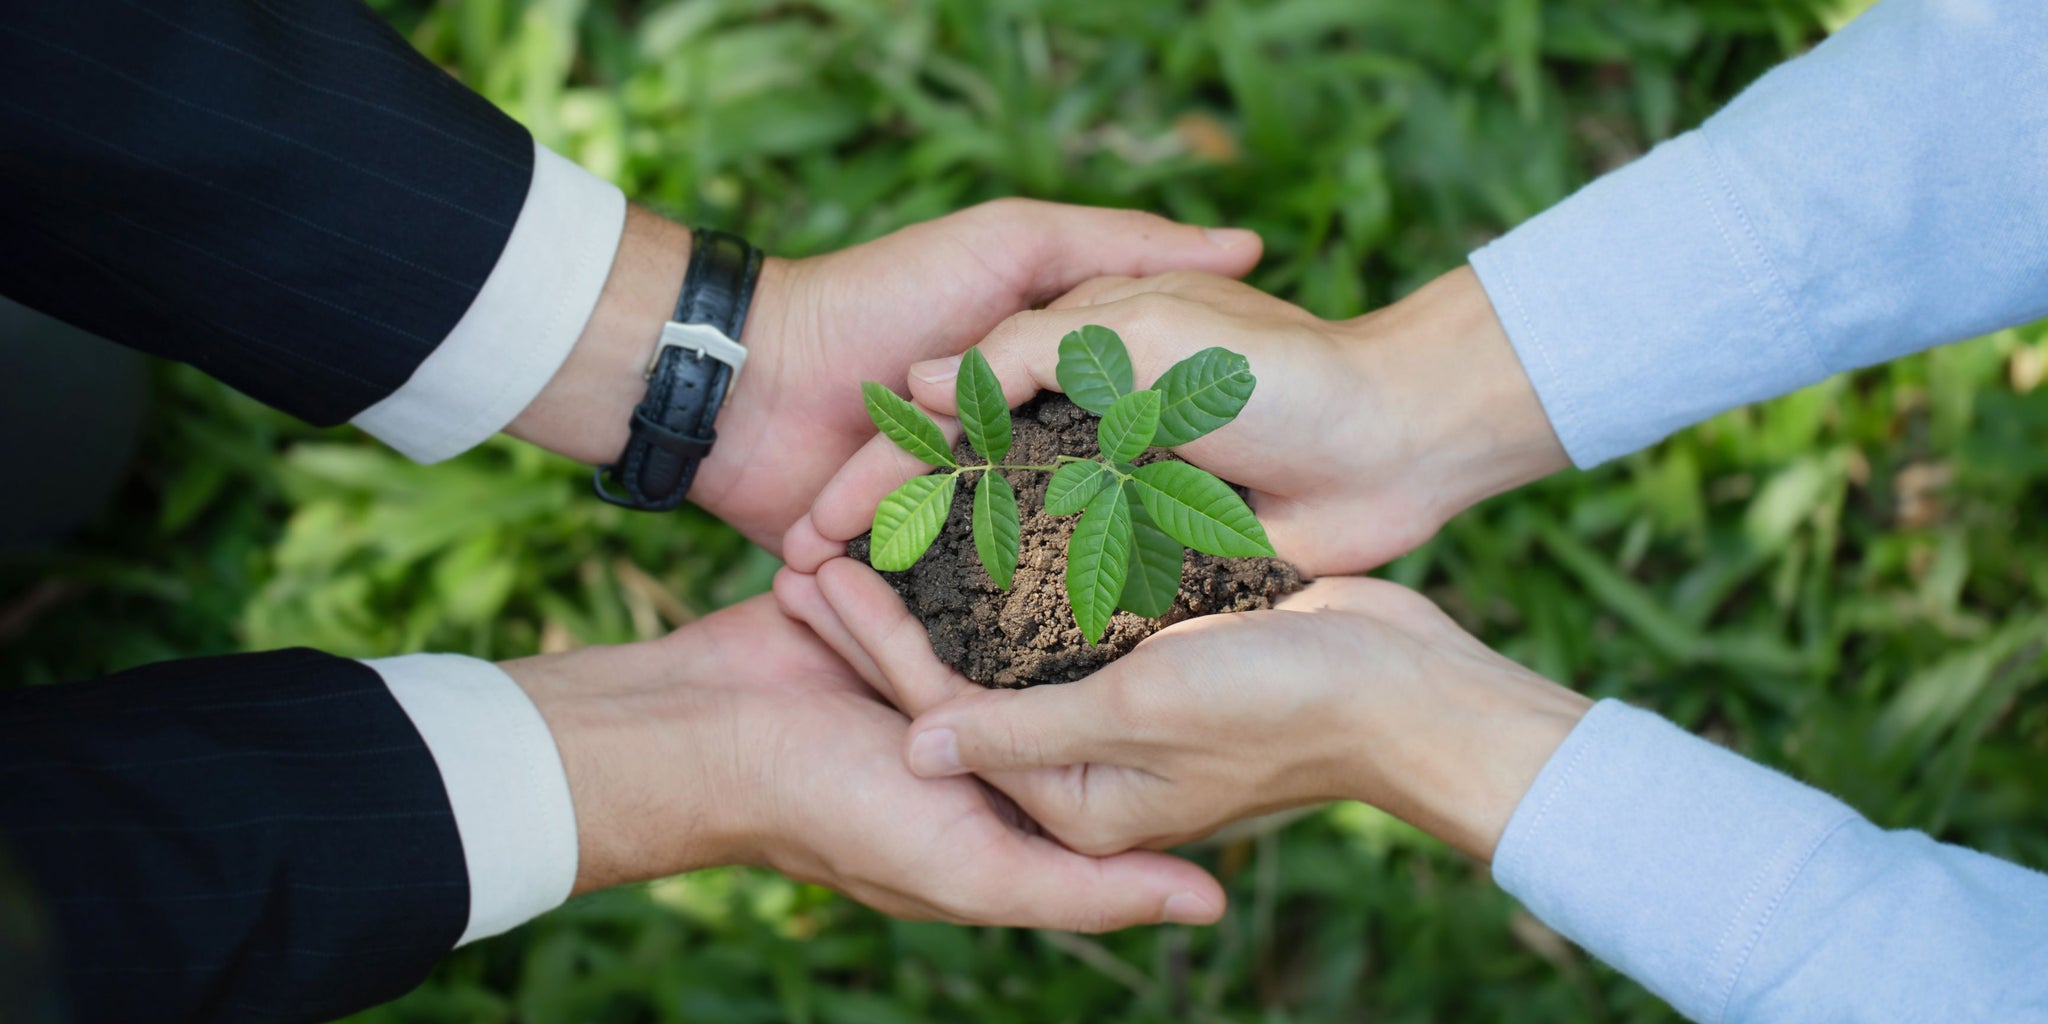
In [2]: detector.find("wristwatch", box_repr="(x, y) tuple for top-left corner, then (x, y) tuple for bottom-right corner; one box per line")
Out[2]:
(593, 228), (763, 511)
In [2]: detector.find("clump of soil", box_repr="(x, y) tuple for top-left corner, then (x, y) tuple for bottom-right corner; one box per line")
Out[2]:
(848, 393), (1306, 688)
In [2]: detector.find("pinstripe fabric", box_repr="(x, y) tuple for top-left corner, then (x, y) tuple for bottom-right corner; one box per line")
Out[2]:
(0, 0), (534, 425)
(0, 839), (62, 1023)
(0, 650), (468, 1023)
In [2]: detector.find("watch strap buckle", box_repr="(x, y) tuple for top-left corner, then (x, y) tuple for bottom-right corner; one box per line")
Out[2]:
(594, 227), (762, 512)
(647, 320), (748, 383)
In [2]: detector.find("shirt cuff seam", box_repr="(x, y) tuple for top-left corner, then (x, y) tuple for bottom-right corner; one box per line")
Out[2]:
(1705, 809), (1861, 1024)
(1475, 256), (1590, 467)
(1495, 696), (1613, 881)
(1688, 136), (1832, 386)
(425, 185), (621, 457)
(514, 680), (575, 937)
(366, 653), (579, 946)
(351, 141), (627, 464)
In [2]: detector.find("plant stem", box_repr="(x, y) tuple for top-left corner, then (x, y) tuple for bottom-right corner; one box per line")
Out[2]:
(954, 455), (1093, 475)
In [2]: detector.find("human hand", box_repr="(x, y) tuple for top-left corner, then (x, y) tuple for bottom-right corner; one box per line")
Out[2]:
(510, 202), (1263, 551)
(785, 265), (1568, 577)
(500, 593), (1225, 930)
(776, 561), (1590, 862)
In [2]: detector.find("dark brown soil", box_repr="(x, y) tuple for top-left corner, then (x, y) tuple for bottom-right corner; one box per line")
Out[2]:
(848, 393), (1306, 688)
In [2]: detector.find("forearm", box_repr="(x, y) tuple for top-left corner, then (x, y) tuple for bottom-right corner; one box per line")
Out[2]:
(0, 651), (471, 1022)
(1384, 689), (2048, 1022)
(1339, 647), (1590, 864)
(1334, 265), (1570, 526)
(501, 205), (792, 522)
(0, 0), (540, 430)
(501, 207), (775, 471)
(1470, 0), (2048, 467)
(501, 205), (692, 467)
(498, 637), (762, 895)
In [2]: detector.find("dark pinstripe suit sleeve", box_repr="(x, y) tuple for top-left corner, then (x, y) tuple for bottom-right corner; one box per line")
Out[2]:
(0, 0), (535, 425)
(0, 650), (470, 1024)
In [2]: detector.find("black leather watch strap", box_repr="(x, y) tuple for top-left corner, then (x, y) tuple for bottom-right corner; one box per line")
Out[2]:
(593, 228), (763, 511)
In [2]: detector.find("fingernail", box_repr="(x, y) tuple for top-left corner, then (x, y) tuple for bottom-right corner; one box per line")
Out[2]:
(1203, 227), (1258, 250)
(907, 728), (964, 777)
(912, 356), (961, 385)
(1163, 891), (1217, 925)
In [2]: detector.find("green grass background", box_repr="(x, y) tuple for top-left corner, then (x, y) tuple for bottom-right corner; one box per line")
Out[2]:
(6, 0), (2047, 1020)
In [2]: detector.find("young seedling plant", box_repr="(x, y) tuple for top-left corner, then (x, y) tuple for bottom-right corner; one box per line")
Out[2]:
(862, 325), (1275, 644)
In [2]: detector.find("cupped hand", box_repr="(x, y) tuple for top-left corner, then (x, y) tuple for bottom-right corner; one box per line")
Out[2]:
(775, 561), (1590, 863)
(509, 593), (1225, 931)
(694, 200), (1264, 550)
(785, 265), (1567, 576)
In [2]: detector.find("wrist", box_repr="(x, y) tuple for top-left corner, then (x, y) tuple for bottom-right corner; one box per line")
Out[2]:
(1354, 657), (1591, 863)
(500, 639), (765, 894)
(669, 252), (795, 529)
(504, 203), (795, 543)
(1338, 265), (1569, 523)
(506, 206), (693, 465)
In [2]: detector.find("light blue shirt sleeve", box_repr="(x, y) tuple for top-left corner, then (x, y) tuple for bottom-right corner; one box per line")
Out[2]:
(1468, 0), (2048, 467)
(1494, 700), (2048, 1023)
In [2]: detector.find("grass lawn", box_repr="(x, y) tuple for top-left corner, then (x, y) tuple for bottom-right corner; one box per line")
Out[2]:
(5, 1), (2044, 1020)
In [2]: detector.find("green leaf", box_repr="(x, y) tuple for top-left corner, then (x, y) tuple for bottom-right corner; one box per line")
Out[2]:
(1119, 501), (1183, 618)
(870, 474), (957, 571)
(1044, 460), (1111, 516)
(1129, 462), (1275, 558)
(1066, 481), (1133, 643)
(1055, 325), (1135, 415)
(862, 382), (955, 467)
(1152, 347), (1256, 446)
(1098, 390), (1162, 464)
(955, 349), (1011, 463)
(972, 472), (1020, 590)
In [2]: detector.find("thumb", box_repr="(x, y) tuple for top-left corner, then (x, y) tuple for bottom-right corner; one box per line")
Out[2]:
(906, 295), (1206, 415)
(800, 412), (962, 563)
(989, 838), (1226, 931)
(960, 198), (1262, 306)
(905, 683), (1132, 777)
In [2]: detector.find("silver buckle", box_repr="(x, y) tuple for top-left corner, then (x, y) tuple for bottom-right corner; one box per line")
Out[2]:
(646, 321), (747, 382)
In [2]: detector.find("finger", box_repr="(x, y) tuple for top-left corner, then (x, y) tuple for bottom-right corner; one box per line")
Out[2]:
(907, 294), (1195, 414)
(806, 411), (963, 549)
(780, 513), (846, 574)
(1272, 575), (1390, 613)
(955, 198), (1262, 306)
(1271, 574), (1454, 640)
(1044, 274), (1136, 311)
(1044, 270), (1279, 315)
(971, 834), (1226, 931)
(771, 566), (890, 696)
(904, 678), (1135, 778)
(815, 557), (978, 717)
(812, 560), (1155, 843)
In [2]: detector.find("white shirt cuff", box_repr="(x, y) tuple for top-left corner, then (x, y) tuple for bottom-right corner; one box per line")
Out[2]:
(367, 653), (579, 946)
(352, 139), (627, 464)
